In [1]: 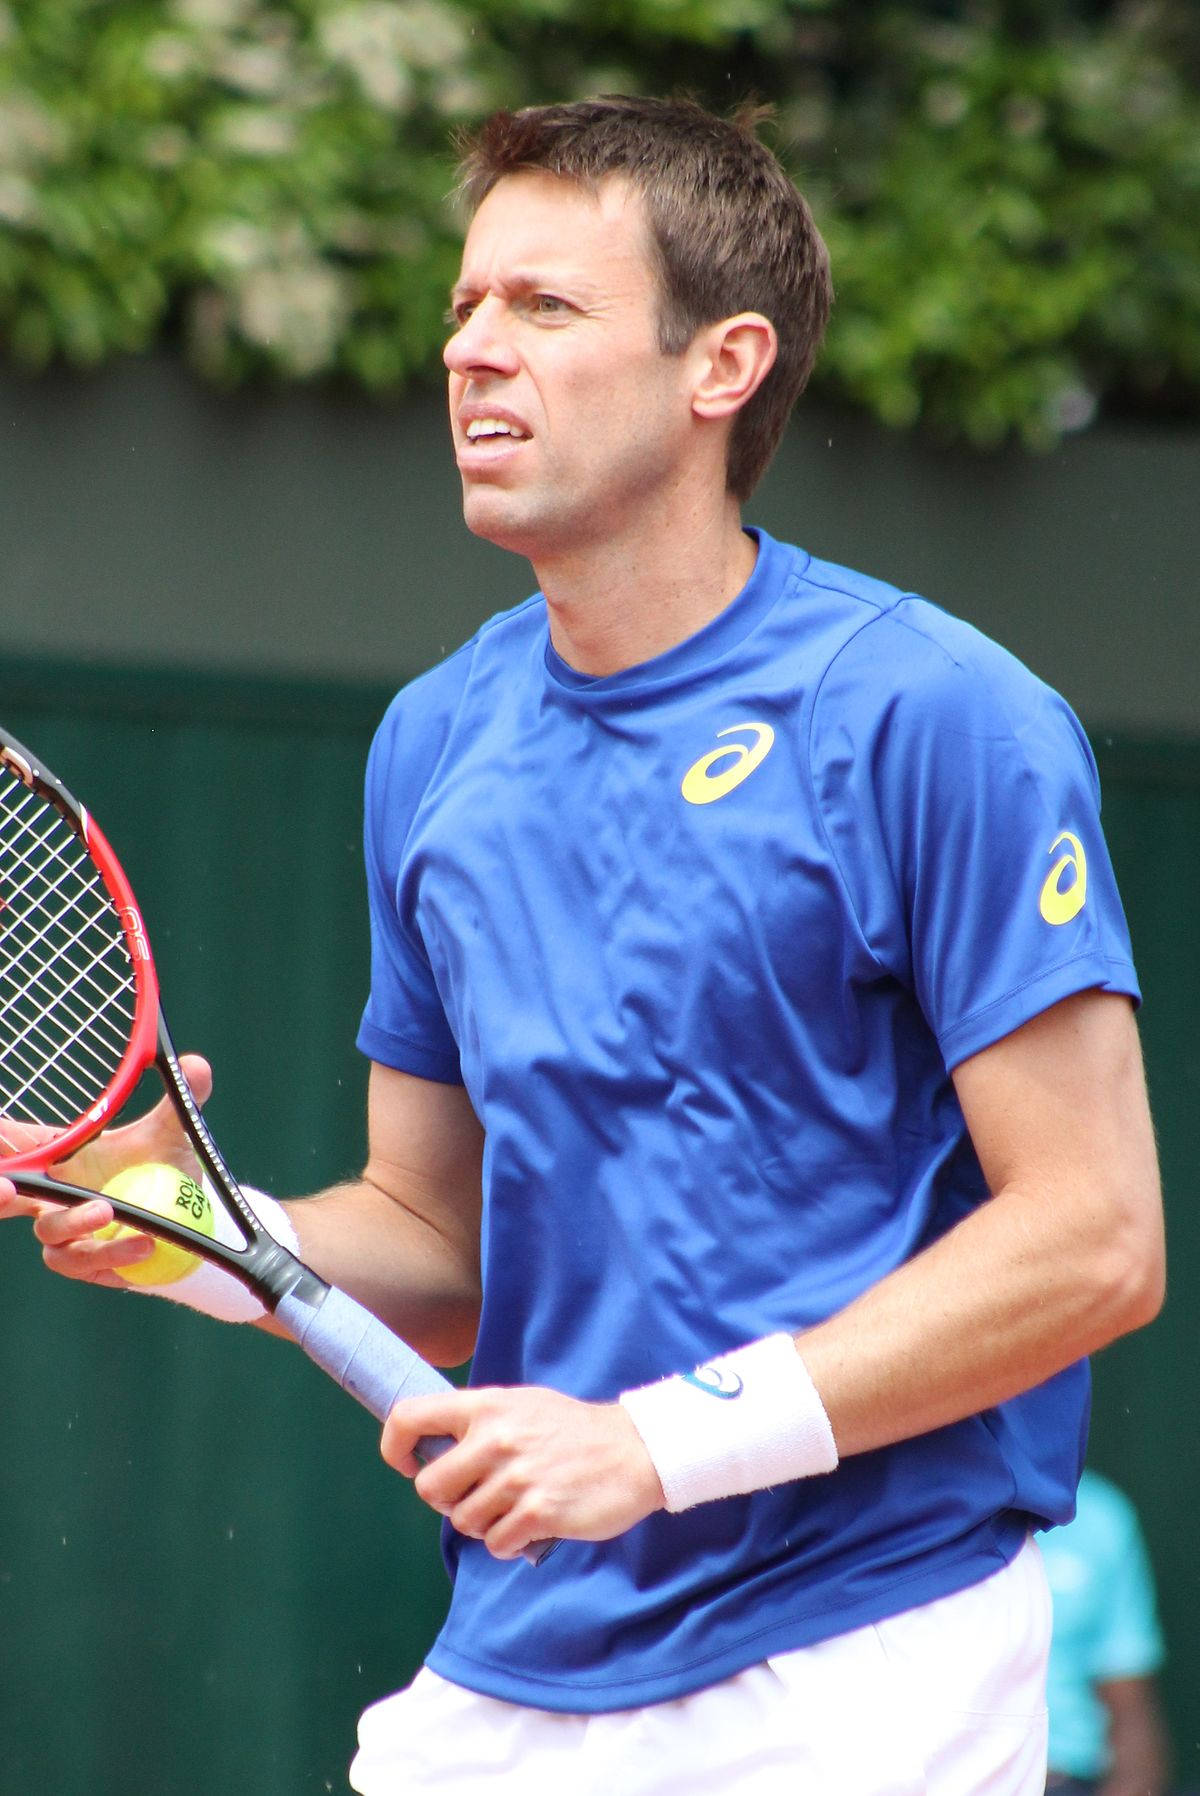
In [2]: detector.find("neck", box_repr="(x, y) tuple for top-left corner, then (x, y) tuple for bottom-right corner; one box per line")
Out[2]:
(535, 499), (757, 678)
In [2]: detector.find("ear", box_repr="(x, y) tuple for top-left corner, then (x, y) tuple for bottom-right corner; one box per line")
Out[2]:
(690, 313), (778, 421)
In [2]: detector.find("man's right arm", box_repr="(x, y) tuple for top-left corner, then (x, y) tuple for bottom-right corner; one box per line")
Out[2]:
(2, 1059), (485, 1371)
(272, 1062), (484, 1368)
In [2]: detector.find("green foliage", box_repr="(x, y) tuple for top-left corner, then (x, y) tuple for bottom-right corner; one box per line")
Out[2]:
(0, 0), (1197, 445)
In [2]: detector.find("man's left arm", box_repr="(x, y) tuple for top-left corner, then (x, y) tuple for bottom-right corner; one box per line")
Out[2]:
(797, 985), (1163, 1455)
(383, 987), (1164, 1556)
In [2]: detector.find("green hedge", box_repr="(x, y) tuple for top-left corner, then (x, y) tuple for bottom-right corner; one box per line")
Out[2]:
(1, 0), (1197, 446)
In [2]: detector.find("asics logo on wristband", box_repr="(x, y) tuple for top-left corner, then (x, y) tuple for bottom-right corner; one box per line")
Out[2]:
(683, 1365), (745, 1399)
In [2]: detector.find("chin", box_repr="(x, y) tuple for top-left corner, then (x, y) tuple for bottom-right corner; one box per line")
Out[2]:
(461, 492), (555, 561)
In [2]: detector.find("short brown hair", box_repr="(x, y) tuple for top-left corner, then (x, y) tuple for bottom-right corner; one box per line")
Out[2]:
(455, 94), (832, 500)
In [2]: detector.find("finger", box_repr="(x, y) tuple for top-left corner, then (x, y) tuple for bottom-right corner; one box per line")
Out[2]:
(0, 1119), (66, 1158)
(179, 1054), (213, 1103)
(446, 1474), (521, 1544)
(381, 1394), (474, 1483)
(0, 1185), (58, 1222)
(445, 1468), (556, 1560)
(40, 1204), (160, 1287)
(60, 1059), (214, 1191)
(482, 1508), (549, 1562)
(413, 1431), (501, 1513)
(42, 1240), (143, 1288)
(33, 1198), (115, 1249)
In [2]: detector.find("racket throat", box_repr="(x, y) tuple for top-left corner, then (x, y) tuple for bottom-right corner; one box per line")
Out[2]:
(251, 1243), (328, 1312)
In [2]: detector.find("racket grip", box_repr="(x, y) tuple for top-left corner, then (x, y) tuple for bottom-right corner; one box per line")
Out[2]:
(275, 1283), (557, 1566)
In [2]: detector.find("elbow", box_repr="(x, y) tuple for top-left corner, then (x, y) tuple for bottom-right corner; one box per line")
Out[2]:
(409, 1289), (481, 1369)
(427, 1319), (480, 1370)
(1125, 1233), (1167, 1333)
(1094, 1197), (1166, 1346)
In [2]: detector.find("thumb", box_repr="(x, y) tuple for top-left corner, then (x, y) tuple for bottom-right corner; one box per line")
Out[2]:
(89, 1054), (215, 1184)
(177, 1054), (214, 1107)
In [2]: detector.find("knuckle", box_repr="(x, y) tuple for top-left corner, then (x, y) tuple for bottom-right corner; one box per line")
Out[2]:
(412, 1464), (443, 1502)
(489, 1424), (522, 1458)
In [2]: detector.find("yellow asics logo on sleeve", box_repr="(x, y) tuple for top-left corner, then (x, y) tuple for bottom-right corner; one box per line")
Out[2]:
(681, 722), (775, 805)
(1039, 830), (1088, 924)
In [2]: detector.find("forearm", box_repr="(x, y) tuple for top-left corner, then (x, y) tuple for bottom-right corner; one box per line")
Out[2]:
(797, 1173), (1159, 1460)
(1097, 1768), (1168, 1796)
(625, 992), (1164, 1509)
(1095, 1680), (1172, 1796)
(797, 991), (1163, 1461)
(273, 1175), (481, 1366)
(616, 1158), (1154, 1517)
(270, 1062), (484, 1365)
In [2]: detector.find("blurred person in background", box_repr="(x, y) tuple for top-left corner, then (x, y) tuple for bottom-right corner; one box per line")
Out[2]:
(1043, 1467), (1173, 1796)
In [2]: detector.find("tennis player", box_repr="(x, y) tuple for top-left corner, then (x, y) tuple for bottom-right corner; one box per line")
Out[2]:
(2, 96), (1165, 1794)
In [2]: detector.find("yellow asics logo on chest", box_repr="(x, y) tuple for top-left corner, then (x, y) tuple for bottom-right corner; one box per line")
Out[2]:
(681, 722), (775, 805)
(1039, 830), (1088, 924)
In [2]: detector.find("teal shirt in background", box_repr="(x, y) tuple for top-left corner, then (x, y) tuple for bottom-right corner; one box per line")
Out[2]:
(1043, 1470), (1165, 1778)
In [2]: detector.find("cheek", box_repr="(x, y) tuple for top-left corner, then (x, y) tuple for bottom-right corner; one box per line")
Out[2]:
(562, 361), (679, 449)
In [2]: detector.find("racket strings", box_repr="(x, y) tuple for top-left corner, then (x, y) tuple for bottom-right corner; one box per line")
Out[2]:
(0, 772), (137, 1145)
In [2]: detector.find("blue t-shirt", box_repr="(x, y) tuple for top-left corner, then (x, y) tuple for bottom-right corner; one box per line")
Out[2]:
(358, 529), (1139, 1712)
(1043, 1470), (1165, 1778)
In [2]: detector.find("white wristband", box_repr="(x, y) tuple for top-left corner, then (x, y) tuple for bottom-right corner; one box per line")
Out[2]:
(135, 1183), (300, 1324)
(619, 1333), (838, 1512)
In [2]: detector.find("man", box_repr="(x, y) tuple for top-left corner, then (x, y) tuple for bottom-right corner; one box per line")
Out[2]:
(1043, 1468), (1172, 1795)
(0, 97), (1165, 1794)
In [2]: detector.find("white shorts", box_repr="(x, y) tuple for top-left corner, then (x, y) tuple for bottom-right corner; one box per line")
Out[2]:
(350, 1535), (1050, 1796)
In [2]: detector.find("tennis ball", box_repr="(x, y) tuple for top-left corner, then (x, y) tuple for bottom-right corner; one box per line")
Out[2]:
(98, 1162), (215, 1286)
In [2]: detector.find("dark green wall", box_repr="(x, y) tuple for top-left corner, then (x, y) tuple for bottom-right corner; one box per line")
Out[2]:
(0, 670), (446, 1796)
(1083, 739), (1200, 1785)
(0, 356), (1196, 736)
(0, 669), (1196, 1792)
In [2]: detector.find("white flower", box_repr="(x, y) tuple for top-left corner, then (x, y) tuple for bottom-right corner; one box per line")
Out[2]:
(212, 106), (297, 156)
(144, 32), (197, 79)
(0, 172), (38, 225)
(318, 1), (468, 110)
(213, 43), (292, 97)
(1046, 384), (1098, 435)
(923, 79), (969, 128)
(201, 218), (275, 272)
(141, 125), (191, 168)
(0, 91), (70, 166)
(170, 0), (252, 29)
(236, 262), (349, 374)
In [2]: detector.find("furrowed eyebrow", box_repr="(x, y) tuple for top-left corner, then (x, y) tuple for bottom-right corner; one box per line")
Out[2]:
(450, 266), (591, 304)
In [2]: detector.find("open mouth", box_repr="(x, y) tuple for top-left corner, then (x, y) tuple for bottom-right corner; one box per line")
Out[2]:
(464, 418), (529, 443)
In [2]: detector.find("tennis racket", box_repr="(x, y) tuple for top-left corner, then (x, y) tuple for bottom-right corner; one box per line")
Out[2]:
(0, 723), (554, 1564)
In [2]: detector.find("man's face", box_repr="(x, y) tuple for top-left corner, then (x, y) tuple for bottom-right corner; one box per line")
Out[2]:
(444, 170), (700, 566)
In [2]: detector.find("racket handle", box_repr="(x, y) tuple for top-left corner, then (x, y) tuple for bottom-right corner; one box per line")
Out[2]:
(275, 1283), (557, 1566)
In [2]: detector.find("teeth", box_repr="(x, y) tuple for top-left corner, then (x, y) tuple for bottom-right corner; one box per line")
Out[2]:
(465, 418), (526, 441)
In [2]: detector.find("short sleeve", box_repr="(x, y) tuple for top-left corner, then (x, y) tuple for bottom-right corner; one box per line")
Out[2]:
(812, 602), (1139, 1069)
(356, 691), (464, 1084)
(1083, 1486), (1165, 1682)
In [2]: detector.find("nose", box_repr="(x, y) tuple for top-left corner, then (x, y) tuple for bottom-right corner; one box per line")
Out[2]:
(444, 297), (519, 379)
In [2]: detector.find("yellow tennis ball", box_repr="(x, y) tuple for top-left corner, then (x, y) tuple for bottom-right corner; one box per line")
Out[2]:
(98, 1162), (216, 1286)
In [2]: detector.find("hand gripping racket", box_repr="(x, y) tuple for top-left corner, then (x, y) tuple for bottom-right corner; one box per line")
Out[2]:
(0, 724), (554, 1565)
